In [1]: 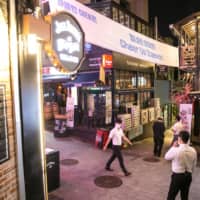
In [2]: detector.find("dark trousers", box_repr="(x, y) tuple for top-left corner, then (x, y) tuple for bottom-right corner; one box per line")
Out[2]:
(87, 116), (94, 128)
(153, 138), (163, 157)
(106, 145), (128, 174)
(167, 172), (192, 200)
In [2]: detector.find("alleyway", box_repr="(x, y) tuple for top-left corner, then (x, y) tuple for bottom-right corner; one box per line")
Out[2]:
(46, 129), (200, 200)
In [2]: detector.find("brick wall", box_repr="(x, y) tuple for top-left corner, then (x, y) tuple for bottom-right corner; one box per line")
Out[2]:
(0, 1), (19, 198)
(0, 68), (19, 200)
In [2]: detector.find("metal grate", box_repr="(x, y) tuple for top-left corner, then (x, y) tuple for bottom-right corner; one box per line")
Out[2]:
(60, 159), (79, 166)
(94, 175), (123, 188)
(143, 156), (160, 162)
(48, 194), (64, 200)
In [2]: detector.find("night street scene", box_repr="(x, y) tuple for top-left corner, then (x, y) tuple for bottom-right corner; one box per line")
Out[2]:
(1, 0), (200, 200)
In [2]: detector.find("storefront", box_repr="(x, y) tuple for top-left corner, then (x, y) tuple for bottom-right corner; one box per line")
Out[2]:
(39, 0), (179, 138)
(170, 12), (200, 144)
(0, 0), (179, 199)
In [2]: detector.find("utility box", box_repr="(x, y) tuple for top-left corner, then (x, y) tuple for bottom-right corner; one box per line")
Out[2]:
(46, 148), (60, 192)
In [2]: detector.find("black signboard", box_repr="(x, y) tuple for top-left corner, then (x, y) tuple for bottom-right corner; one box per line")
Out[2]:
(51, 12), (85, 73)
(0, 85), (9, 163)
(156, 65), (168, 80)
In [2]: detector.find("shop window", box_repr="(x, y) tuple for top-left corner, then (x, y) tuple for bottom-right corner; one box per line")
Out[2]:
(138, 72), (153, 88)
(112, 7), (118, 22)
(115, 70), (137, 90)
(130, 17), (135, 30)
(98, 6), (111, 17)
(125, 14), (130, 27)
(119, 10), (124, 25)
(139, 91), (152, 108)
(137, 21), (142, 33)
(146, 26), (150, 37)
(149, 27), (154, 38)
(141, 23), (146, 35)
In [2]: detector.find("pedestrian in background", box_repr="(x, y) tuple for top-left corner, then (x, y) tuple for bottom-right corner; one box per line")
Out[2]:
(103, 118), (132, 176)
(152, 117), (165, 157)
(171, 115), (184, 146)
(165, 130), (197, 200)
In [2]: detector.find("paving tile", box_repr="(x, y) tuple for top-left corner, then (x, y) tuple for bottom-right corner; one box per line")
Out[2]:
(46, 130), (200, 200)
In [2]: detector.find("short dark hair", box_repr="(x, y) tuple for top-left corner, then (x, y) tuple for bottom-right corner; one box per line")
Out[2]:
(178, 130), (190, 143)
(115, 118), (122, 124)
(176, 115), (181, 121)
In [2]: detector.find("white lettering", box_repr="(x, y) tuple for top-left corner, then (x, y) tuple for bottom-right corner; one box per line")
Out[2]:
(56, 37), (80, 53)
(55, 20), (81, 42)
(59, 53), (79, 63)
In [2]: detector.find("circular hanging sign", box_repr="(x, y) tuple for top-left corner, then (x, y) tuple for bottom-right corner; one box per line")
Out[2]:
(51, 12), (85, 73)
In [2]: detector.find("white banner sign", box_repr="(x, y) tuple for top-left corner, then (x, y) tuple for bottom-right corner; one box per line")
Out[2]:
(179, 104), (193, 134)
(49, 0), (179, 67)
(105, 91), (112, 124)
(66, 96), (74, 127)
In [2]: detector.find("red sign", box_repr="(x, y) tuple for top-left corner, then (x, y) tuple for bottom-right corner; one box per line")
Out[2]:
(102, 54), (112, 68)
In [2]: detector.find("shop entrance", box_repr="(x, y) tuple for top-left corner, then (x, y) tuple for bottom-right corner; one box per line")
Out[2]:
(80, 87), (110, 129)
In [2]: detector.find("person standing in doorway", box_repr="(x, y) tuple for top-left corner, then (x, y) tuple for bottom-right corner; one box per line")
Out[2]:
(103, 118), (132, 176)
(152, 117), (165, 157)
(165, 130), (197, 200)
(171, 115), (184, 146)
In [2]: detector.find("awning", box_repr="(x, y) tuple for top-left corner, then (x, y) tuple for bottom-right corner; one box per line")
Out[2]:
(48, 0), (179, 67)
(64, 71), (99, 87)
(43, 74), (70, 83)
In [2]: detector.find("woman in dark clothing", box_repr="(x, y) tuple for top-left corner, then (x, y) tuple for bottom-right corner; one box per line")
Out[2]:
(152, 117), (165, 157)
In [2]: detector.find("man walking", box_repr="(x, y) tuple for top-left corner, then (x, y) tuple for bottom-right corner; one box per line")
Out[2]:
(103, 118), (132, 176)
(152, 117), (165, 157)
(165, 130), (197, 200)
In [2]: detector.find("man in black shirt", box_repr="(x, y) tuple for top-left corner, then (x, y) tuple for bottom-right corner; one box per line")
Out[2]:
(152, 117), (165, 157)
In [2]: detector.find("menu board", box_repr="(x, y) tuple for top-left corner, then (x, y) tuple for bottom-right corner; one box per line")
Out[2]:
(148, 107), (155, 122)
(130, 105), (140, 127)
(117, 113), (132, 131)
(141, 109), (148, 124)
(0, 85), (9, 163)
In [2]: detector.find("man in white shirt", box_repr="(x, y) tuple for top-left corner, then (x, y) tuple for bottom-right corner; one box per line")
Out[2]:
(103, 118), (132, 176)
(165, 130), (197, 200)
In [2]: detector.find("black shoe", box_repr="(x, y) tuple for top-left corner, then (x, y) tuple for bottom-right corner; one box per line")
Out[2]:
(105, 167), (114, 171)
(125, 172), (131, 176)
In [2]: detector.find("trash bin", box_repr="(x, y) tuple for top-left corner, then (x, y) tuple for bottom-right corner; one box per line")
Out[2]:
(46, 148), (60, 192)
(95, 128), (109, 149)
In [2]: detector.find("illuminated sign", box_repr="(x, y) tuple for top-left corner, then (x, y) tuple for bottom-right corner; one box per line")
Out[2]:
(51, 12), (85, 72)
(102, 54), (112, 68)
(49, 0), (179, 67)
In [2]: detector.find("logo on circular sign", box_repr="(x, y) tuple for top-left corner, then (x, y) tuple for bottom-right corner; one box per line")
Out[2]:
(51, 12), (85, 73)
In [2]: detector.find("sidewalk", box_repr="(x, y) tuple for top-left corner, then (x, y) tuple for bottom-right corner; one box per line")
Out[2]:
(46, 129), (200, 200)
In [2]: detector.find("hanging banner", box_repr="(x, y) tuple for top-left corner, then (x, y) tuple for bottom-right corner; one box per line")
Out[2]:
(179, 104), (193, 134)
(66, 96), (74, 127)
(48, 0), (179, 67)
(105, 91), (112, 124)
